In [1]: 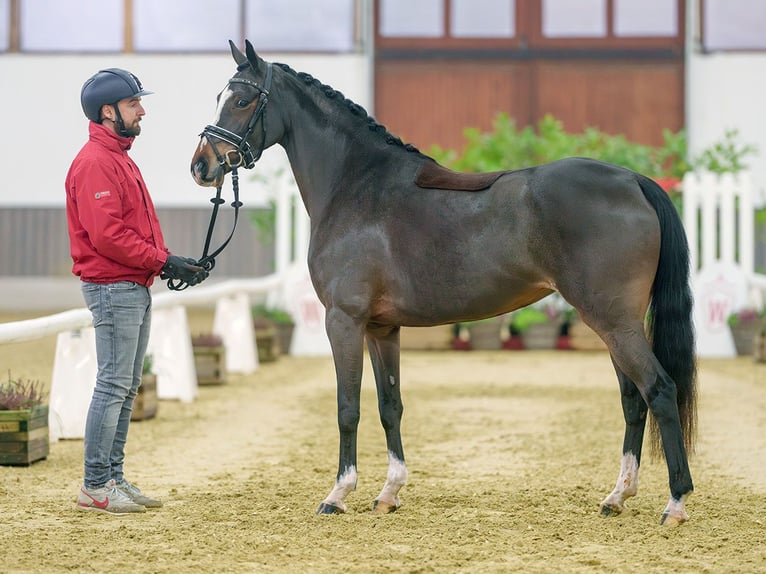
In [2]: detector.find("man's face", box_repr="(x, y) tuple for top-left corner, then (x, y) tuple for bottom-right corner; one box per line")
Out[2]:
(113, 97), (145, 136)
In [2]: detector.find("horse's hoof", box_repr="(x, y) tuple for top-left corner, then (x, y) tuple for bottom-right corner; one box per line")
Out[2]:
(372, 499), (398, 514)
(599, 503), (622, 517)
(316, 502), (345, 515)
(660, 511), (687, 527)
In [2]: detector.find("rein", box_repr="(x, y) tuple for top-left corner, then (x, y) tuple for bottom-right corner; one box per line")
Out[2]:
(167, 62), (273, 291)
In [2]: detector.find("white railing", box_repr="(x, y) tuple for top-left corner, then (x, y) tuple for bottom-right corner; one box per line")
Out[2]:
(682, 171), (766, 357)
(0, 276), (281, 344)
(1, 275), (282, 441)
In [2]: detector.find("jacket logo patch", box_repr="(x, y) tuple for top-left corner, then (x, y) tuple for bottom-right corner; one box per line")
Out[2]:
(94, 190), (111, 199)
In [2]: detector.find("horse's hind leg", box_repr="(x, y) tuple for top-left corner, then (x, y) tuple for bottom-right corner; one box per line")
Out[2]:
(598, 323), (693, 526)
(600, 360), (648, 517)
(366, 328), (407, 514)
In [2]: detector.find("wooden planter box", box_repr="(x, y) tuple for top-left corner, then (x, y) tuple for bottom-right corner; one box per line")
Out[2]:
(193, 346), (227, 384)
(754, 332), (766, 363)
(521, 322), (560, 350)
(0, 405), (49, 466)
(467, 320), (503, 350)
(730, 323), (760, 356)
(255, 326), (278, 363)
(132, 374), (158, 421)
(274, 323), (295, 355)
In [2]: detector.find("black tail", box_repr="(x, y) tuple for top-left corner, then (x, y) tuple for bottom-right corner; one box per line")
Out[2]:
(637, 175), (697, 456)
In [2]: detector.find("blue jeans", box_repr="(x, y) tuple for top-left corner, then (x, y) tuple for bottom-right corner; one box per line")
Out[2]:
(81, 281), (151, 489)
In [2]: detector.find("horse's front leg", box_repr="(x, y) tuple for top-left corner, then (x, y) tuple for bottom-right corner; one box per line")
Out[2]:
(366, 328), (407, 514)
(600, 362), (647, 517)
(317, 308), (366, 515)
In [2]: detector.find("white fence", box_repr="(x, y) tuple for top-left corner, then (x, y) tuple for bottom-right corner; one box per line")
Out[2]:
(682, 171), (766, 357)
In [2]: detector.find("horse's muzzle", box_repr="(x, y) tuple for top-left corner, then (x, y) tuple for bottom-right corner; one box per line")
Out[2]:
(191, 156), (223, 187)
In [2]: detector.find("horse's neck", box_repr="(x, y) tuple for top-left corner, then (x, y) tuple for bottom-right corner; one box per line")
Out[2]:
(279, 85), (380, 221)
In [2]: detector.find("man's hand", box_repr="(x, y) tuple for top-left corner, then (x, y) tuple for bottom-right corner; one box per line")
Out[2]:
(160, 255), (209, 287)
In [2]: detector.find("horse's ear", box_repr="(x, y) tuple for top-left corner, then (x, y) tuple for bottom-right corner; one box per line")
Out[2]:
(244, 39), (262, 69)
(229, 40), (248, 67)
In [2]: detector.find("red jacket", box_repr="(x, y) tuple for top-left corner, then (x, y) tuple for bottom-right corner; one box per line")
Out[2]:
(66, 122), (169, 286)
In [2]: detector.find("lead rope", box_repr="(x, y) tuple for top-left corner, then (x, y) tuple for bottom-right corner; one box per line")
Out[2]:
(166, 167), (243, 291)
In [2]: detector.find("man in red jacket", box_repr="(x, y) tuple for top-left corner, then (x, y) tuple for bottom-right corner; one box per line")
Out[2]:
(66, 68), (207, 515)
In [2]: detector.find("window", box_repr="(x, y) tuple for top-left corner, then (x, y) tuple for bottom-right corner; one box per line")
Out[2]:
(245, 0), (355, 51)
(132, 0), (240, 52)
(614, 0), (677, 37)
(0, 0), (9, 51)
(542, 0), (606, 38)
(703, 0), (766, 51)
(20, 0), (123, 52)
(376, 0), (682, 52)
(451, 0), (515, 38)
(380, 0), (443, 37)
(6, 0), (359, 53)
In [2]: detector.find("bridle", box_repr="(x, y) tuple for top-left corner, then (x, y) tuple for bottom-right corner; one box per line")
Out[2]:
(168, 61), (273, 291)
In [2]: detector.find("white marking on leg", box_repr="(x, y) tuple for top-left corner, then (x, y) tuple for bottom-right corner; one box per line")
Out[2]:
(321, 466), (357, 512)
(375, 451), (408, 508)
(600, 452), (640, 513)
(662, 493), (690, 526)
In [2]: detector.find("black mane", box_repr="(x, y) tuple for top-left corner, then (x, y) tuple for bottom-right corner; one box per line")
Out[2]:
(274, 63), (421, 154)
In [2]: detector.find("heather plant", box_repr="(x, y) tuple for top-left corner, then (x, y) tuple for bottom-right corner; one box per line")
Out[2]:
(0, 373), (46, 410)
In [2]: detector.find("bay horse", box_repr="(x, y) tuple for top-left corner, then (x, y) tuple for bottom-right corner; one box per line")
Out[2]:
(190, 40), (697, 526)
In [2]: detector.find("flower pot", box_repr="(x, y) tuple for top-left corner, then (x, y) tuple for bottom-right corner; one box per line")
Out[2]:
(274, 322), (295, 355)
(730, 322), (760, 356)
(193, 346), (227, 384)
(254, 326), (278, 363)
(755, 332), (766, 363)
(521, 322), (560, 350)
(0, 405), (49, 466)
(132, 374), (158, 421)
(467, 320), (502, 350)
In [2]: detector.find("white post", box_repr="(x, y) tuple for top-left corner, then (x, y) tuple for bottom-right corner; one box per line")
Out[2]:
(48, 327), (97, 441)
(147, 306), (197, 402)
(213, 292), (258, 373)
(719, 174), (736, 265)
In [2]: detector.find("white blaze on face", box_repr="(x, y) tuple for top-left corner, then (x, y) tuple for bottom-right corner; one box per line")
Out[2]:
(198, 86), (235, 154)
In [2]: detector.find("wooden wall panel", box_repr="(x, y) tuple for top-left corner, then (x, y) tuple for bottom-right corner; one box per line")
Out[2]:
(533, 61), (684, 147)
(375, 59), (683, 155)
(375, 60), (531, 153)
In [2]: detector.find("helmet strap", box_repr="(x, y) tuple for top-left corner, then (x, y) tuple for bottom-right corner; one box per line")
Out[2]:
(110, 102), (129, 137)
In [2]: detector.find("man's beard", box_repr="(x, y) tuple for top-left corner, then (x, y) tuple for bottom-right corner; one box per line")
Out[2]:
(123, 122), (141, 137)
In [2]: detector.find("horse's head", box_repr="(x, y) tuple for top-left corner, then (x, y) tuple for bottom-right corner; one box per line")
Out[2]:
(191, 40), (278, 187)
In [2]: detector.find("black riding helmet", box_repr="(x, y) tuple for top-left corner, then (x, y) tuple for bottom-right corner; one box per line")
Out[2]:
(80, 68), (153, 135)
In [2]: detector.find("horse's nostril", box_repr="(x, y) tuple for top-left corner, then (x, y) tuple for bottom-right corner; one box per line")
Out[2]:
(193, 158), (207, 179)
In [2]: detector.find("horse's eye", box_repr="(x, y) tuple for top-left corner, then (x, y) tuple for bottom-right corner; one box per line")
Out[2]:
(236, 98), (250, 108)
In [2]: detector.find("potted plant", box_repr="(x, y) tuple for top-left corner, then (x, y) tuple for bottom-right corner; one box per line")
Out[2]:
(727, 307), (765, 356)
(252, 304), (295, 357)
(453, 317), (505, 351)
(132, 354), (157, 421)
(755, 320), (766, 363)
(0, 373), (48, 466)
(191, 333), (227, 384)
(509, 296), (572, 350)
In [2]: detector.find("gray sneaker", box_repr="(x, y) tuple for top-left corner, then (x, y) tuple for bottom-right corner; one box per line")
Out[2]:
(77, 479), (146, 515)
(116, 479), (163, 508)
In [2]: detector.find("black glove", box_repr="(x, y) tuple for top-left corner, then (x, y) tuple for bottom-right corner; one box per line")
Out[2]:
(160, 255), (209, 286)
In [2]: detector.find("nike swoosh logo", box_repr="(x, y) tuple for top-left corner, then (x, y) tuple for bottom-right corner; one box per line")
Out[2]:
(81, 491), (109, 510)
